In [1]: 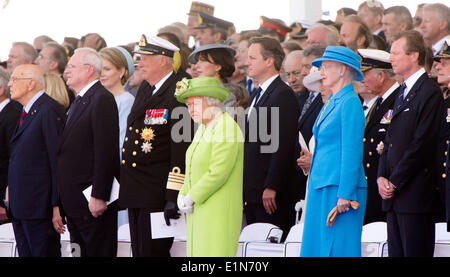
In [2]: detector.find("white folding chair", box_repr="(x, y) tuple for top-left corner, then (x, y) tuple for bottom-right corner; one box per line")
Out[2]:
(434, 222), (450, 257)
(435, 222), (450, 242)
(239, 223), (284, 257)
(283, 223), (304, 257)
(361, 221), (388, 257)
(0, 223), (16, 257)
(59, 225), (75, 257)
(117, 223), (132, 257)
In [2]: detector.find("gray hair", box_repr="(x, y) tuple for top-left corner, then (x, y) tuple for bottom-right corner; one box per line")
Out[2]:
(371, 68), (395, 78)
(43, 42), (68, 74)
(74, 47), (103, 75)
(0, 67), (10, 98)
(384, 6), (413, 30)
(423, 3), (450, 32)
(12, 42), (38, 64)
(204, 96), (223, 108)
(306, 23), (340, 46)
(303, 44), (326, 59)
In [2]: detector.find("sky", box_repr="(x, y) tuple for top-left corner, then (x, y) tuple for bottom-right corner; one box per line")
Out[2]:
(0, 0), (443, 61)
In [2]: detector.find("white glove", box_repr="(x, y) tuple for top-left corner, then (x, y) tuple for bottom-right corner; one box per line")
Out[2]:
(177, 194), (194, 214)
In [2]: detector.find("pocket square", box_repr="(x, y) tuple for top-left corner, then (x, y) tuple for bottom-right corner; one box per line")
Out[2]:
(403, 108), (410, 112)
(378, 128), (386, 132)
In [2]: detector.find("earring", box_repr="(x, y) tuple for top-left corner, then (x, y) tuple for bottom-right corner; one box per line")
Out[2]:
(339, 74), (343, 78)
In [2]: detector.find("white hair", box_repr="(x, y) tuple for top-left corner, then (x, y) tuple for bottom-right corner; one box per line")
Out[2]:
(204, 96), (223, 108)
(74, 47), (103, 76)
(0, 67), (10, 98)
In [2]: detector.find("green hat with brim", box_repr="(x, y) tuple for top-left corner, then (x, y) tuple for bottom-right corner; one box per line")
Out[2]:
(174, 76), (230, 104)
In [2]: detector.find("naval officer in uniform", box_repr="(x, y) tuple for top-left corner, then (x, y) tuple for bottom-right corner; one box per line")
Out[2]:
(358, 48), (400, 224)
(118, 34), (192, 257)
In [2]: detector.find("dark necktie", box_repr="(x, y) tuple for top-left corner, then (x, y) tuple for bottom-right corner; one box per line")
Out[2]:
(363, 105), (369, 111)
(299, 92), (315, 122)
(366, 97), (382, 125)
(19, 111), (27, 126)
(247, 79), (253, 95)
(393, 83), (407, 113)
(145, 85), (156, 103)
(67, 95), (82, 124)
(253, 87), (263, 105)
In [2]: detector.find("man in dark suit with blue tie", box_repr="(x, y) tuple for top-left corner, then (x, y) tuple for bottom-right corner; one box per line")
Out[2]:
(244, 37), (300, 240)
(0, 67), (21, 224)
(7, 64), (65, 256)
(58, 48), (119, 257)
(377, 30), (444, 257)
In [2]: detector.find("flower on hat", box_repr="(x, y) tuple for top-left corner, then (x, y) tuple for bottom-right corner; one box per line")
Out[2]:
(175, 78), (190, 97)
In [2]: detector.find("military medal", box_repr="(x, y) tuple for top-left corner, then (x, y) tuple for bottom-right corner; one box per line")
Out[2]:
(376, 141), (384, 155)
(380, 109), (393, 124)
(141, 142), (153, 154)
(144, 109), (169, 125)
(141, 127), (155, 142)
(140, 127), (155, 153)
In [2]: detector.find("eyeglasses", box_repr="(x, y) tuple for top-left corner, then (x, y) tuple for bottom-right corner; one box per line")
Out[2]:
(9, 77), (32, 83)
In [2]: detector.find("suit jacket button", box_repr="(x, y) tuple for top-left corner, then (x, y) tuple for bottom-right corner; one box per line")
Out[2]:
(443, 173), (447, 178)
(365, 176), (368, 180)
(369, 152), (372, 156)
(133, 151), (137, 156)
(122, 160), (126, 165)
(370, 138), (374, 143)
(366, 163), (370, 168)
(122, 148), (125, 153)
(132, 163), (137, 168)
(135, 140), (139, 145)
(447, 140), (449, 145)
(390, 143), (393, 148)
(125, 137), (128, 142)
(363, 138), (366, 142)
(135, 129), (139, 134)
(129, 127), (133, 131)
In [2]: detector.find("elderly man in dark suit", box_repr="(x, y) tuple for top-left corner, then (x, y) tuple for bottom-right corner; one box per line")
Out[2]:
(7, 64), (65, 256)
(118, 34), (192, 257)
(58, 48), (119, 257)
(377, 30), (444, 257)
(244, 37), (300, 241)
(0, 67), (21, 224)
(358, 49), (400, 224)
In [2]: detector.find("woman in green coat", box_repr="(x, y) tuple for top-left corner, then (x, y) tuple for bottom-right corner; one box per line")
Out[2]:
(175, 76), (244, 257)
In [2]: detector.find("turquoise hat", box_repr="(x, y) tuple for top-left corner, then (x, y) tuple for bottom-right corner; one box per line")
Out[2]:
(312, 46), (364, 82)
(174, 76), (230, 104)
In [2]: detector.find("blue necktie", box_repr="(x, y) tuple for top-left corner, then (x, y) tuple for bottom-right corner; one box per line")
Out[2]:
(247, 78), (253, 95)
(394, 83), (407, 112)
(253, 87), (262, 105)
(67, 95), (82, 124)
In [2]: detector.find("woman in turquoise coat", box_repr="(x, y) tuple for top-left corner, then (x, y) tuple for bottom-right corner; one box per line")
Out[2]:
(175, 76), (244, 257)
(300, 46), (367, 257)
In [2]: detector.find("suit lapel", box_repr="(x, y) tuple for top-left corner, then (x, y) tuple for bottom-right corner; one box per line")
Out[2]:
(254, 76), (281, 108)
(11, 94), (46, 142)
(392, 73), (427, 119)
(147, 73), (175, 108)
(126, 73), (175, 126)
(61, 82), (99, 141)
(365, 87), (399, 133)
(298, 94), (321, 128)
